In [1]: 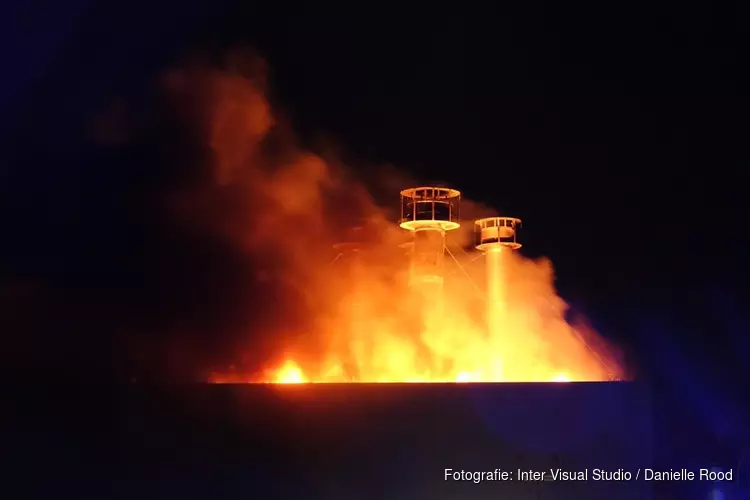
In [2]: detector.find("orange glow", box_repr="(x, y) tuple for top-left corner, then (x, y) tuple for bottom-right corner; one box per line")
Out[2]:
(272, 360), (307, 384)
(172, 53), (625, 386)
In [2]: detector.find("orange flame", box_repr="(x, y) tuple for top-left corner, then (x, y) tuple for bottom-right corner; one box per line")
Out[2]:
(272, 360), (307, 384)
(173, 53), (624, 385)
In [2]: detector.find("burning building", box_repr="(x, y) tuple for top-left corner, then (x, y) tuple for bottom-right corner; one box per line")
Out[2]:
(165, 57), (622, 385)
(210, 182), (621, 384)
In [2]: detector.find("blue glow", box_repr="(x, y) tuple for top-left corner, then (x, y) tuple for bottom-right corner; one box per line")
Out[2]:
(471, 383), (650, 454)
(644, 321), (739, 438)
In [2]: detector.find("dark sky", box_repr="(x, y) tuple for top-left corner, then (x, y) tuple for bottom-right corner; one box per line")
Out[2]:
(1, 0), (748, 407)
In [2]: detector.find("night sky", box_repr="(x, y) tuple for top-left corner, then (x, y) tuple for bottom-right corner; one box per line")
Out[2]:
(1, 0), (748, 405)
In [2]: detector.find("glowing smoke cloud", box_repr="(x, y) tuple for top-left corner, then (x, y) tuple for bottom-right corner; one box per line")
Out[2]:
(164, 51), (624, 383)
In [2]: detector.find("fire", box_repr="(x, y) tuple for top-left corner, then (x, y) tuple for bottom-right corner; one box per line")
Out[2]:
(211, 363), (574, 384)
(253, 363), (574, 384)
(233, 243), (621, 384)
(170, 53), (624, 386)
(273, 360), (307, 384)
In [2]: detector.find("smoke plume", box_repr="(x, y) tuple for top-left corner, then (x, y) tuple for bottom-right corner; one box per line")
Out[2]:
(162, 51), (623, 382)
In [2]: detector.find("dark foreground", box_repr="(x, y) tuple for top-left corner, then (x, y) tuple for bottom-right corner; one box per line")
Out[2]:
(4, 383), (743, 499)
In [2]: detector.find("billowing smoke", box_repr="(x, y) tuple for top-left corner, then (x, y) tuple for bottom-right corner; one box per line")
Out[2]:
(161, 51), (623, 383)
